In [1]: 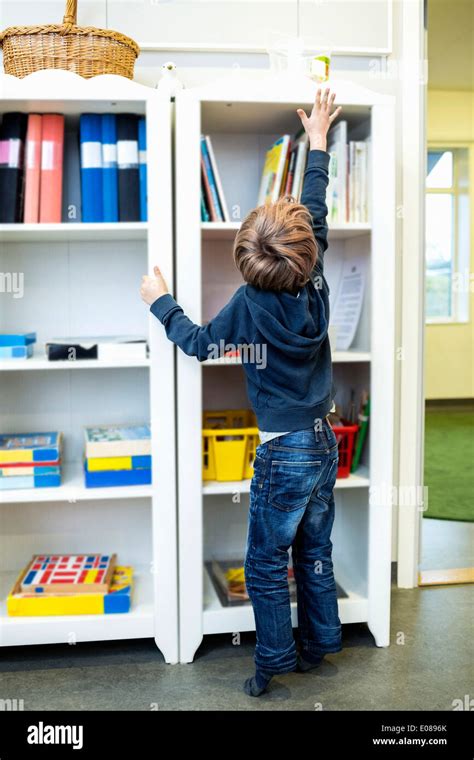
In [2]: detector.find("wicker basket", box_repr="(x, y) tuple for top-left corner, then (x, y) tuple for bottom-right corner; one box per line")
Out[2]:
(0, 0), (140, 80)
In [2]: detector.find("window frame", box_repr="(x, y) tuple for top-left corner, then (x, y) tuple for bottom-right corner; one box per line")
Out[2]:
(425, 142), (471, 325)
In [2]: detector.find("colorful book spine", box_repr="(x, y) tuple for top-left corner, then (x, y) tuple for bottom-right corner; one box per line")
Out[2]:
(39, 114), (65, 223)
(0, 345), (34, 359)
(80, 114), (103, 222)
(200, 191), (210, 222)
(0, 432), (62, 464)
(0, 112), (28, 223)
(204, 135), (228, 221)
(86, 454), (152, 472)
(84, 466), (151, 488)
(101, 114), (119, 223)
(62, 127), (82, 222)
(201, 137), (223, 221)
(201, 154), (217, 221)
(0, 467), (61, 489)
(138, 116), (147, 222)
(23, 114), (42, 223)
(116, 114), (140, 222)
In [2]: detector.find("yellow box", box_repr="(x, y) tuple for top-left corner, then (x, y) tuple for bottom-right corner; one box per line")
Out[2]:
(202, 410), (259, 482)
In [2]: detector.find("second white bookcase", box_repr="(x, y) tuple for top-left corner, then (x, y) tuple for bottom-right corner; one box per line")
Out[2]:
(175, 74), (396, 662)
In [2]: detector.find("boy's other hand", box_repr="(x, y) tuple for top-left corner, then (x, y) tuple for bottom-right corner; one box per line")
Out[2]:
(140, 265), (169, 305)
(297, 88), (342, 152)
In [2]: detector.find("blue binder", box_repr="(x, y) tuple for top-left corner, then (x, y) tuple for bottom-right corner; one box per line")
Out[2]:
(79, 114), (103, 222)
(101, 114), (119, 222)
(138, 117), (147, 222)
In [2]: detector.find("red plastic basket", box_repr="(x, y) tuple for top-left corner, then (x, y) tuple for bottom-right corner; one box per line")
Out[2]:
(331, 422), (359, 478)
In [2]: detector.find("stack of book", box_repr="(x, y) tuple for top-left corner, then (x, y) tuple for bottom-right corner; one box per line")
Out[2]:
(45, 335), (148, 362)
(0, 432), (62, 490)
(0, 332), (36, 360)
(258, 132), (309, 205)
(7, 554), (134, 616)
(84, 424), (152, 488)
(256, 121), (370, 222)
(200, 135), (229, 222)
(0, 111), (147, 224)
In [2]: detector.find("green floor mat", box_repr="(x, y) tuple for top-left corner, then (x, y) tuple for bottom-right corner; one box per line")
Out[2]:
(423, 409), (474, 522)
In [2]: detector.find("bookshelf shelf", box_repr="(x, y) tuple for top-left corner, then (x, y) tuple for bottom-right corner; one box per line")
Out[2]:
(0, 564), (154, 647)
(201, 221), (371, 241)
(202, 468), (370, 496)
(0, 355), (151, 371)
(202, 566), (368, 635)
(0, 222), (148, 243)
(202, 350), (371, 366)
(0, 71), (178, 662)
(176, 76), (396, 663)
(0, 462), (153, 504)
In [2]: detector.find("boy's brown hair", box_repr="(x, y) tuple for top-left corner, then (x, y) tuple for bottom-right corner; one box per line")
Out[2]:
(233, 197), (317, 293)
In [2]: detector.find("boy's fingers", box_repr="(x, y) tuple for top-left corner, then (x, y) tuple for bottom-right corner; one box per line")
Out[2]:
(296, 108), (309, 129)
(322, 87), (330, 104)
(153, 265), (161, 276)
(329, 105), (342, 123)
(329, 92), (336, 107)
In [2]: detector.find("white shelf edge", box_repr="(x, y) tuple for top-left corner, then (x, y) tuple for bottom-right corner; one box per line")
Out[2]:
(0, 565), (154, 646)
(0, 222), (148, 243)
(203, 351), (370, 366)
(0, 355), (151, 372)
(203, 468), (369, 496)
(0, 462), (153, 504)
(201, 221), (371, 240)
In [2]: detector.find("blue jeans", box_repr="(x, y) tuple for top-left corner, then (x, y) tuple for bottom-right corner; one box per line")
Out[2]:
(244, 418), (342, 675)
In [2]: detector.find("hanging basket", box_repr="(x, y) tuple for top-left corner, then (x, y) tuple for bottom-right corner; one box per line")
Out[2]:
(0, 0), (140, 80)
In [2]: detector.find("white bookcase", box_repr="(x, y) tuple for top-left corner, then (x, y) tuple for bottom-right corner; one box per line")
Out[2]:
(0, 71), (178, 663)
(175, 74), (396, 662)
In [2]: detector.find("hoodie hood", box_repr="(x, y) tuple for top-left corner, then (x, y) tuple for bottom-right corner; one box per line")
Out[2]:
(243, 283), (329, 360)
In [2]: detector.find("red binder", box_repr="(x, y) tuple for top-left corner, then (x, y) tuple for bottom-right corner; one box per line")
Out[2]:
(39, 114), (64, 223)
(23, 114), (42, 223)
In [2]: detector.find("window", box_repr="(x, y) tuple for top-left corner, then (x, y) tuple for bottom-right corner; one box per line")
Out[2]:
(425, 148), (470, 322)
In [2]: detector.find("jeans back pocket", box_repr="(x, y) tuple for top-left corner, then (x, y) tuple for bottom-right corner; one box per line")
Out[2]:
(269, 459), (322, 512)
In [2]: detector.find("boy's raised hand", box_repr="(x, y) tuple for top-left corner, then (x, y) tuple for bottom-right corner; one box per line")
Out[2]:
(297, 88), (342, 152)
(140, 265), (169, 305)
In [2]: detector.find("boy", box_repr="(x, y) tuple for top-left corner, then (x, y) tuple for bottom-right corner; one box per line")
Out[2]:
(141, 88), (343, 696)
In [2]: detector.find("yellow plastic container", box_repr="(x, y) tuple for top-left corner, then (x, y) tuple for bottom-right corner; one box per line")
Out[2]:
(202, 410), (259, 482)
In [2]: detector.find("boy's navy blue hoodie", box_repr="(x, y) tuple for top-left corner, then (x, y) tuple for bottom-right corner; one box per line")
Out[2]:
(150, 149), (333, 432)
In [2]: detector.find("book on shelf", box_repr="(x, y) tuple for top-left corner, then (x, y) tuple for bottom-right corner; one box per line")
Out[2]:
(39, 114), (64, 223)
(138, 116), (148, 222)
(0, 332), (36, 360)
(0, 112), (28, 223)
(84, 424), (151, 459)
(257, 134), (291, 205)
(8, 564), (133, 617)
(45, 335), (148, 362)
(23, 114), (42, 223)
(20, 553), (117, 594)
(0, 431), (62, 464)
(61, 125), (82, 222)
(101, 114), (119, 223)
(0, 431), (62, 489)
(83, 423), (151, 488)
(80, 113), (103, 223)
(117, 113), (140, 222)
(200, 135), (229, 222)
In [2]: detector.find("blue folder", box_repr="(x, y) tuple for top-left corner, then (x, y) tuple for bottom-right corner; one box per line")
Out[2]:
(101, 114), (119, 222)
(138, 117), (147, 222)
(80, 114), (103, 222)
